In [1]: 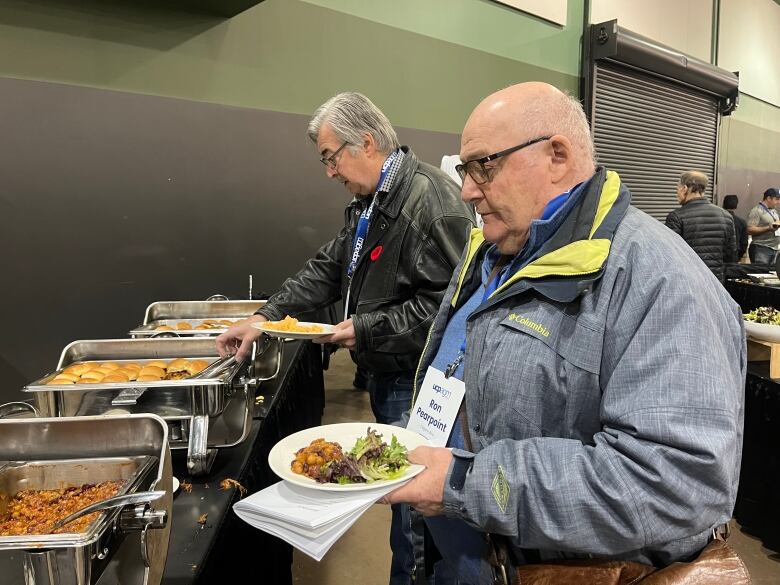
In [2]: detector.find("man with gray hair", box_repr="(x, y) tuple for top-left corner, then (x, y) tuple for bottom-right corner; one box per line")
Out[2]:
(386, 82), (744, 584)
(664, 171), (736, 282)
(217, 91), (474, 585)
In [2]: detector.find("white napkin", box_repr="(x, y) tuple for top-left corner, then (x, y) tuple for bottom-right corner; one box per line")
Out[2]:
(233, 481), (398, 561)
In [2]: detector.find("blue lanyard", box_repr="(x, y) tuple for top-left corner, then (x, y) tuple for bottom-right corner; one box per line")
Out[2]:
(346, 151), (398, 279)
(444, 262), (511, 378)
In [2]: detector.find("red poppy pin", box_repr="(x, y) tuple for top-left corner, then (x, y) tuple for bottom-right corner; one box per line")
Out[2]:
(370, 245), (383, 261)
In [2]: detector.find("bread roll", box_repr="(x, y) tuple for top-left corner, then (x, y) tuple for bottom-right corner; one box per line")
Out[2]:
(48, 377), (75, 385)
(80, 371), (105, 382)
(137, 374), (163, 382)
(120, 368), (138, 381)
(138, 366), (165, 378)
(123, 363), (142, 371)
(156, 325), (173, 331)
(187, 359), (209, 375)
(145, 360), (168, 370)
(100, 363), (120, 370)
(103, 372), (130, 383)
(176, 322), (193, 330)
(53, 372), (79, 383)
(66, 363), (94, 376)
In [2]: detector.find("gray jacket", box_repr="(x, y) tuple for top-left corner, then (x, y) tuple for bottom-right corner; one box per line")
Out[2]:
(415, 168), (746, 566)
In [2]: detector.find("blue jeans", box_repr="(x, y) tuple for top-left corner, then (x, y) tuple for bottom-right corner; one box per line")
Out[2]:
(365, 371), (415, 585)
(752, 244), (778, 266)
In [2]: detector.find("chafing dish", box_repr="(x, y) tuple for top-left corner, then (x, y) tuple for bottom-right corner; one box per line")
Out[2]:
(129, 300), (266, 337)
(0, 414), (171, 585)
(23, 336), (281, 475)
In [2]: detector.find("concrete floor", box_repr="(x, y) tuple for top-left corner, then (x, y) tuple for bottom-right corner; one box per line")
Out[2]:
(292, 350), (780, 584)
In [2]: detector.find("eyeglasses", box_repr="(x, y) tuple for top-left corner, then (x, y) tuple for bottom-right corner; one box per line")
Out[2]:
(319, 141), (350, 170)
(455, 136), (552, 185)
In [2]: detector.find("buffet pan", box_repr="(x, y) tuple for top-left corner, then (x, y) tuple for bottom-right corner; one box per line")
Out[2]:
(22, 337), (281, 475)
(0, 415), (171, 585)
(129, 300), (266, 337)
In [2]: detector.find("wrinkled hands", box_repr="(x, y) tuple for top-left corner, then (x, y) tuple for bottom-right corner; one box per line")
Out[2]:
(215, 315), (266, 362)
(383, 446), (453, 516)
(314, 318), (356, 349)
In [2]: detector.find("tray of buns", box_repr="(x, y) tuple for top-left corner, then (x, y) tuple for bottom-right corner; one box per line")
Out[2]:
(23, 338), (240, 393)
(129, 300), (266, 337)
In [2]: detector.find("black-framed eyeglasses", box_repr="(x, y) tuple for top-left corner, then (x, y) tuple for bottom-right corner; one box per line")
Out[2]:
(455, 136), (552, 185)
(319, 141), (350, 170)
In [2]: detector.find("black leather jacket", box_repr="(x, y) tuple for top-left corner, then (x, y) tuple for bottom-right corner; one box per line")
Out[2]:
(258, 147), (475, 374)
(665, 198), (737, 281)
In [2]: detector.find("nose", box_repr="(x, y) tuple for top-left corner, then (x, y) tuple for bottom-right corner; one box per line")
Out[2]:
(460, 173), (484, 205)
(325, 165), (338, 179)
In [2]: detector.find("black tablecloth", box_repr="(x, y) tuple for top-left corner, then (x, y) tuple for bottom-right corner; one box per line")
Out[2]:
(163, 340), (324, 585)
(734, 365), (780, 552)
(724, 280), (780, 311)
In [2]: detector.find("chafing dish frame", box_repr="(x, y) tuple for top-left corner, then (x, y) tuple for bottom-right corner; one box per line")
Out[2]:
(22, 337), (281, 475)
(0, 414), (171, 585)
(129, 300), (266, 337)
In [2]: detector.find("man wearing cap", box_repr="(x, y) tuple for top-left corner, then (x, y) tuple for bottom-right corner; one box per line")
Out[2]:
(747, 188), (780, 265)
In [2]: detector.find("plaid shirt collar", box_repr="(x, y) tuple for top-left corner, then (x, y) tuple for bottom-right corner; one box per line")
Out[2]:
(375, 148), (405, 194)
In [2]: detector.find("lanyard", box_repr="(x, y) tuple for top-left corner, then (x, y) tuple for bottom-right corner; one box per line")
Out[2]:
(343, 150), (398, 320)
(444, 262), (511, 378)
(760, 202), (778, 221)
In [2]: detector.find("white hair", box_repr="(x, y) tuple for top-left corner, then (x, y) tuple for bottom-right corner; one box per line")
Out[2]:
(307, 92), (400, 155)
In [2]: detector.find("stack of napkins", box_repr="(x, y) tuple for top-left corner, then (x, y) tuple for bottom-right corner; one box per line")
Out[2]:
(233, 480), (398, 560)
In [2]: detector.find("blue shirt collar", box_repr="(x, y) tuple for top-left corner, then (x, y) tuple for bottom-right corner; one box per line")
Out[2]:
(482, 177), (592, 280)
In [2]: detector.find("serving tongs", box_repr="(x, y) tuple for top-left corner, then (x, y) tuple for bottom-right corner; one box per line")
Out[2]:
(50, 490), (166, 531)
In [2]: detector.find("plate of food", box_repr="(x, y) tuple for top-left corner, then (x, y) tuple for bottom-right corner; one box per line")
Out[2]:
(744, 306), (780, 342)
(252, 316), (335, 340)
(268, 423), (429, 491)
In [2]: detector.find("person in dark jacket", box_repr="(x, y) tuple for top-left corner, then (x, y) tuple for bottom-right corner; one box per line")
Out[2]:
(664, 171), (736, 282)
(723, 194), (748, 261)
(216, 92), (475, 585)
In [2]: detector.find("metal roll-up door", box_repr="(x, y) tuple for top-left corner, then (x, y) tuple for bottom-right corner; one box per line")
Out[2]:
(591, 62), (719, 221)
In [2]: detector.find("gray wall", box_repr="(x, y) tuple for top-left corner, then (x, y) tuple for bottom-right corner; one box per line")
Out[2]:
(0, 77), (460, 401)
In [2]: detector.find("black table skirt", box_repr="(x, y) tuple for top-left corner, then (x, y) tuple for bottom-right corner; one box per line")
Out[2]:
(163, 340), (324, 585)
(724, 280), (780, 311)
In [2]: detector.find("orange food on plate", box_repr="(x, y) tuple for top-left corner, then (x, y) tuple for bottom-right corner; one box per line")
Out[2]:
(264, 316), (324, 334)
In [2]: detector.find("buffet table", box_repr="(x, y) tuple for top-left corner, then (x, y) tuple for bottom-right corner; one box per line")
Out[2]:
(725, 282), (780, 552)
(163, 339), (324, 585)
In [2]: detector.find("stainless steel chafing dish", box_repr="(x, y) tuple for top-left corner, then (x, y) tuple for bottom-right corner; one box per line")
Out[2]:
(23, 337), (281, 475)
(129, 300), (266, 337)
(0, 414), (171, 585)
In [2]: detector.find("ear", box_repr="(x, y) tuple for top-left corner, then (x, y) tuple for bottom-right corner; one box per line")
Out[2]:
(547, 135), (573, 183)
(362, 133), (377, 157)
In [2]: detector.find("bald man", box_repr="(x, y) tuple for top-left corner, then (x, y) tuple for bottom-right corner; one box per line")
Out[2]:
(386, 83), (745, 584)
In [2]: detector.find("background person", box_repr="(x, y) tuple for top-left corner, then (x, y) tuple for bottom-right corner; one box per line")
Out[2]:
(664, 171), (736, 282)
(723, 194), (748, 261)
(747, 188), (780, 265)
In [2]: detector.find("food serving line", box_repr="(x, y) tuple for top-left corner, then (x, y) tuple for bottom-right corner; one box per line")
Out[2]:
(0, 299), (326, 585)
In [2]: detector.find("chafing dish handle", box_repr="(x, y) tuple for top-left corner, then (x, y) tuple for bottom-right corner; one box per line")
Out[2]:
(243, 337), (283, 385)
(0, 401), (39, 419)
(206, 294), (228, 301)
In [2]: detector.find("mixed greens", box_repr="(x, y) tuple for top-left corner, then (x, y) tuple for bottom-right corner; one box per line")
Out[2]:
(744, 306), (780, 325)
(317, 428), (410, 485)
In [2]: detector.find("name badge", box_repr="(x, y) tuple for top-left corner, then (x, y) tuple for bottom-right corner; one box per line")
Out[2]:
(406, 367), (465, 447)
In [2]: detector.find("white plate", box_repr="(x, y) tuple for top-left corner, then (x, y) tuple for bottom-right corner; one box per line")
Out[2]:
(268, 422), (429, 491)
(252, 321), (335, 340)
(172, 476), (180, 494)
(744, 319), (780, 343)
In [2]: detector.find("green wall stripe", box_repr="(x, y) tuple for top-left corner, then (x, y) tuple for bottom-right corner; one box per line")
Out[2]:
(300, 0), (583, 77)
(0, 0), (577, 134)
